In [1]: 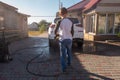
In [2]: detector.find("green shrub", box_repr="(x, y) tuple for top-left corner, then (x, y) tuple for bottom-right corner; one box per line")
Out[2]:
(39, 24), (46, 33)
(117, 32), (120, 37)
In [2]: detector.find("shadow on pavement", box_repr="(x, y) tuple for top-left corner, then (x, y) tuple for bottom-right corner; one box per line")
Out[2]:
(49, 39), (114, 79)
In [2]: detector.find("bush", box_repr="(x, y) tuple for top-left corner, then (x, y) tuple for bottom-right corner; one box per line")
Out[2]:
(39, 24), (46, 33)
(117, 32), (120, 37)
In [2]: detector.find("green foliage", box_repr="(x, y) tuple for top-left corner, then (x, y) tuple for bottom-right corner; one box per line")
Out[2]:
(39, 24), (46, 33)
(98, 29), (104, 34)
(117, 32), (120, 37)
(38, 19), (52, 33)
(38, 20), (47, 27)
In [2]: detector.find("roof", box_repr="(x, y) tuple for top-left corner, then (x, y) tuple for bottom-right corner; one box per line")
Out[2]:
(67, 0), (90, 11)
(0, 1), (18, 11)
(18, 12), (30, 17)
(0, 1), (30, 17)
(83, 0), (101, 12)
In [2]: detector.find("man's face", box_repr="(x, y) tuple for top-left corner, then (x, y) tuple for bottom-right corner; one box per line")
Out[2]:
(58, 8), (67, 18)
(59, 10), (63, 17)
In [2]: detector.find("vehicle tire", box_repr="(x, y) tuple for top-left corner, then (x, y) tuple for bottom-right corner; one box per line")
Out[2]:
(4, 54), (9, 62)
(49, 39), (53, 53)
(49, 39), (52, 47)
(77, 41), (83, 48)
(0, 54), (9, 62)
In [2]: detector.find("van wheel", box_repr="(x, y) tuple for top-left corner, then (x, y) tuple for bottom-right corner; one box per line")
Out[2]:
(0, 54), (10, 62)
(49, 39), (52, 53)
(4, 54), (9, 62)
(49, 39), (52, 47)
(77, 42), (83, 48)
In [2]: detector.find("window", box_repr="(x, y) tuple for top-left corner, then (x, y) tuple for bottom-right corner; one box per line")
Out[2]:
(114, 13), (120, 34)
(86, 13), (120, 35)
(98, 13), (116, 35)
(98, 14), (106, 34)
(90, 15), (95, 33)
(107, 14), (114, 34)
(86, 14), (95, 33)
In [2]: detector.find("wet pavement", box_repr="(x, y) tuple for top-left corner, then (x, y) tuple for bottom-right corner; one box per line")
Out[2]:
(0, 36), (120, 80)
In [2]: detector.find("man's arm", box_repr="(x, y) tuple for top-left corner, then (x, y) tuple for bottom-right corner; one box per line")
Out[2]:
(54, 20), (61, 35)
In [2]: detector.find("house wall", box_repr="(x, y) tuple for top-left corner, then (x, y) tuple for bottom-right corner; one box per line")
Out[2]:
(4, 8), (18, 30)
(17, 14), (28, 38)
(22, 16), (28, 38)
(0, 5), (4, 28)
(68, 11), (83, 23)
(84, 33), (119, 41)
(96, 0), (120, 12)
(0, 2), (28, 42)
(68, 11), (78, 18)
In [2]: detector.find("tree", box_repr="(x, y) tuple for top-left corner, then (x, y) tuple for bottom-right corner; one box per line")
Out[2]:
(39, 24), (46, 33)
(38, 19), (51, 33)
(38, 20), (47, 27)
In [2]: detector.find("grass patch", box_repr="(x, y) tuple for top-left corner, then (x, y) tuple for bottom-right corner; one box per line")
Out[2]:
(28, 31), (41, 36)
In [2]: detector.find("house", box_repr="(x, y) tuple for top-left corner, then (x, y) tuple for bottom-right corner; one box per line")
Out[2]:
(68, 0), (120, 41)
(83, 0), (120, 41)
(28, 22), (39, 31)
(0, 1), (29, 42)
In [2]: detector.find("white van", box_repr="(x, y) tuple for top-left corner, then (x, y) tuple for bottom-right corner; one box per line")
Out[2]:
(48, 18), (84, 48)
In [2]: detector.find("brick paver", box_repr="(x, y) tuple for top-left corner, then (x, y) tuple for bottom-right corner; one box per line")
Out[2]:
(0, 36), (120, 80)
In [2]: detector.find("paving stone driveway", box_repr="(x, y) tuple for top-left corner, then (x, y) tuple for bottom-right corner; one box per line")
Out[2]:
(0, 37), (120, 80)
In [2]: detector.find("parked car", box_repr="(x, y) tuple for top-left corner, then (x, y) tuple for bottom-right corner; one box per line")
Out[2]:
(48, 17), (84, 48)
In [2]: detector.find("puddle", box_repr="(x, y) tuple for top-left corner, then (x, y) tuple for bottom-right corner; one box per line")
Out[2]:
(82, 41), (120, 56)
(83, 41), (119, 52)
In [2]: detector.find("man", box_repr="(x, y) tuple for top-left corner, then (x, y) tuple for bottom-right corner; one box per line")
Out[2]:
(55, 7), (73, 72)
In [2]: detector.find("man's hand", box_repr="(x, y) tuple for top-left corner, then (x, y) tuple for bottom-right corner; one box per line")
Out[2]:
(54, 34), (59, 40)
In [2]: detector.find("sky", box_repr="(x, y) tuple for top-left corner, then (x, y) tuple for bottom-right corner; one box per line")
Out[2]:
(1, 0), (81, 24)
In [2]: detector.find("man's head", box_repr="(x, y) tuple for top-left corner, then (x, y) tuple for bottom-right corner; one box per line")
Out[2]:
(59, 7), (67, 18)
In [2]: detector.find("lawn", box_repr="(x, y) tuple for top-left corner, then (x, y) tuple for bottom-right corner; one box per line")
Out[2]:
(28, 31), (42, 36)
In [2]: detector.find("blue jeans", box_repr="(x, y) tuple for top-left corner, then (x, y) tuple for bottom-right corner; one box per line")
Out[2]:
(59, 39), (72, 71)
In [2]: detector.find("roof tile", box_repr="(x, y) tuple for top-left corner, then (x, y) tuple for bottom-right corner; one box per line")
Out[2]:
(67, 0), (90, 11)
(83, 0), (101, 11)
